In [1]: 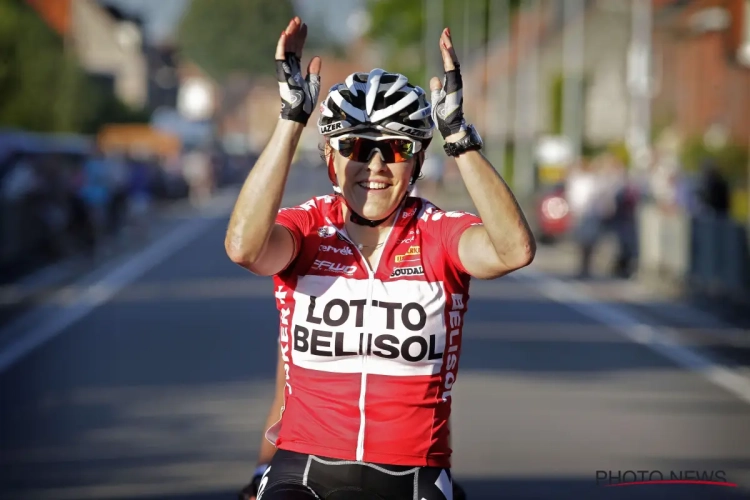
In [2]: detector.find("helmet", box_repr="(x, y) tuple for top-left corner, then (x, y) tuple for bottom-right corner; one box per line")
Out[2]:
(318, 69), (434, 143)
(318, 69), (434, 192)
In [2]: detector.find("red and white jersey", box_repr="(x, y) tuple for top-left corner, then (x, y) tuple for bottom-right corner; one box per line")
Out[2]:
(266, 194), (482, 468)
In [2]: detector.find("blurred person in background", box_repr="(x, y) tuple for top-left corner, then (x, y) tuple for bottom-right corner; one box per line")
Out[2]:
(599, 153), (639, 278)
(126, 152), (152, 244)
(228, 17), (534, 500)
(182, 147), (214, 207)
(78, 145), (112, 258)
(695, 157), (730, 217)
(105, 151), (130, 243)
(565, 157), (605, 278)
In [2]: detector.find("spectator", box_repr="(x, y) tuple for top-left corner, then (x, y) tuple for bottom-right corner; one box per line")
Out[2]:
(696, 158), (730, 217)
(78, 146), (112, 257)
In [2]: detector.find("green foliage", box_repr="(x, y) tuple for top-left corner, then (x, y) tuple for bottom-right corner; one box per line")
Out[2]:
(365, 0), (522, 82)
(0, 0), (146, 134)
(549, 72), (564, 135)
(0, 0), (91, 132)
(177, 0), (297, 81)
(680, 136), (749, 185)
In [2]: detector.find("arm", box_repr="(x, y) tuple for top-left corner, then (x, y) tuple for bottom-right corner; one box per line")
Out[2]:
(454, 149), (535, 279)
(225, 17), (321, 276)
(224, 120), (302, 276)
(430, 28), (535, 280)
(255, 345), (286, 466)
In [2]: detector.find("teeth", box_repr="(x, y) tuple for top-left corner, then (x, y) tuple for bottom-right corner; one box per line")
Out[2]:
(359, 182), (389, 190)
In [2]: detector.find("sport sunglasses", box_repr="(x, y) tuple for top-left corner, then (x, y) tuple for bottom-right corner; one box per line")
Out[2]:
(329, 134), (423, 163)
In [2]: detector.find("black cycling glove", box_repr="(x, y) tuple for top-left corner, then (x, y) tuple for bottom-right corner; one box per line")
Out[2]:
(453, 479), (468, 500)
(238, 464), (270, 500)
(431, 64), (467, 139)
(276, 52), (321, 125)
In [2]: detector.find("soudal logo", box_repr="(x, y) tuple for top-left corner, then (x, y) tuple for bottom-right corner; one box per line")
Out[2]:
(390, 266), (424, 278)
(319, 245), (353, 256)
(320, 122), (343, 134)
(395, 245), (420, 263)
(312, 260), (357, 275)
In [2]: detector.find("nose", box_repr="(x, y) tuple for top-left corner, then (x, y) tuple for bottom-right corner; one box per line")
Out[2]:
(367, 150), (388, 172)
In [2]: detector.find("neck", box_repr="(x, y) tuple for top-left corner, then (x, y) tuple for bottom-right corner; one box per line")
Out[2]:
(342, 205), (398, 248)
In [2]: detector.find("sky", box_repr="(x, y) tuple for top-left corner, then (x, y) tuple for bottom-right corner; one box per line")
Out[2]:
(99, 0), (367, 44)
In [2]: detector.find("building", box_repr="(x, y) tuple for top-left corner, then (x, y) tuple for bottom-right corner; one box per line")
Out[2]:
(27, 0), (148, 109)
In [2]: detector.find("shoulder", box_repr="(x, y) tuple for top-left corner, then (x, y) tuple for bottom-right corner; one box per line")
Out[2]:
(407, 197), (481, 227)
(278, 194), (338, 219)
(277, 193), (342, 237)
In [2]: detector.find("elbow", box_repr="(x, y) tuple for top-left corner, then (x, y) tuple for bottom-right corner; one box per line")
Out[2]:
(497, 237), (536, 277)
(512, 232), (537, 270)
(224, 238), (259, 268)
(514, 242), (536, 269)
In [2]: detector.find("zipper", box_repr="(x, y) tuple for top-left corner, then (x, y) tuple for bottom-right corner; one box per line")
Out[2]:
(324, 207), (403, 461)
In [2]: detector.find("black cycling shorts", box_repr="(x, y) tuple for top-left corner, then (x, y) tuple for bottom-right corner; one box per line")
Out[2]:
(257, 449), (454, 500)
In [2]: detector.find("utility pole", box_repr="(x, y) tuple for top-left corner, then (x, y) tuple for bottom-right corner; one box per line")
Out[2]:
(513, 0), (541, 198)
(627, 0), (653, 170)
(562, 0), (585, 161)
(424, 0), (444, 88)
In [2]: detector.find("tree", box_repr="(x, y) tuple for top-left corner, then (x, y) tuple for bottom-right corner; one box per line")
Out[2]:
(365, 0), (522, 83)
(176, 0), (297, 81)
(0, 0), (93, 133)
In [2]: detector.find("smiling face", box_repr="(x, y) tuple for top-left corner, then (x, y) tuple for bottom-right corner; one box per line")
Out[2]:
(329, 134), (420, 221)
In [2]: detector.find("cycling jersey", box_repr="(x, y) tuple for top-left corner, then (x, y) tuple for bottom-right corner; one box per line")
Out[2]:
(267, 194), (482, 468)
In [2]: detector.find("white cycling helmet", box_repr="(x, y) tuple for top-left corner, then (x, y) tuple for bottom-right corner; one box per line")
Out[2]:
(318, 69), (434, 144)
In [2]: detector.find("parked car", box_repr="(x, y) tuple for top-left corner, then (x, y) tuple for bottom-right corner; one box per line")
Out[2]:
(535, 182), (572, 244)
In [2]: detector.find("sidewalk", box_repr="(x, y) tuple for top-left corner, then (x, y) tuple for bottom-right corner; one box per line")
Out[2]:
(530, 237), (750, 374)
(0, 188), (241, 330)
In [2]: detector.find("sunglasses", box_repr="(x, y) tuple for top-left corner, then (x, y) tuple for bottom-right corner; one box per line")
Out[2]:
(329, 134), (423, 163)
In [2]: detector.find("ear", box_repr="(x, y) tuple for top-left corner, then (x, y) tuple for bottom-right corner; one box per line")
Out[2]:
(410, 151), (425, 185)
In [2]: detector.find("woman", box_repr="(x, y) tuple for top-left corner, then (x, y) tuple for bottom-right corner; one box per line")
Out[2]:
(226, 17), (535, 500)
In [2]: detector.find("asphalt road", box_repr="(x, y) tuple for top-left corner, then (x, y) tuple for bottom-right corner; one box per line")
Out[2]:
(1, 168), (750, 500)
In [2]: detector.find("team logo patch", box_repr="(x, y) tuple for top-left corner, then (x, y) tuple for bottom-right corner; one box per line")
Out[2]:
(390, 266), (424, 278)
(318, 226), (336, 238)
(395, 245), (420, 263)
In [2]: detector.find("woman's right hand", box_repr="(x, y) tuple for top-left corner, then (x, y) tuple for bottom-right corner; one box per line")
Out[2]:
(275, 17), (322, 126)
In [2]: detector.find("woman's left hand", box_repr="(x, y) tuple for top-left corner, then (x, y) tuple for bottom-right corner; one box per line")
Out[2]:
(430, 28), (467, 142)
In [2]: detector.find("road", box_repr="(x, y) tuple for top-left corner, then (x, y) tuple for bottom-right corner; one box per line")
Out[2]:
(1, 167), (750, 500)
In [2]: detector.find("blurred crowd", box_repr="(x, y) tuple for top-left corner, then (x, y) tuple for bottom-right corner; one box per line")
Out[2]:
(412, 146), (737, 283)
(0, 139), (246, 284)
(563, 150), (732, 280)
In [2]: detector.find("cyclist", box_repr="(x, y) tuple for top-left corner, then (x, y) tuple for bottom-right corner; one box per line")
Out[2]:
(226, 17), (535, 500)
(238, 348), (468, 500)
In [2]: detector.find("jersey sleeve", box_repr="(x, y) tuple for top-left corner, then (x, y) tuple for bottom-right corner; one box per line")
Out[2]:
(425, 208), (483, 276)
(275, 206), (315, 271)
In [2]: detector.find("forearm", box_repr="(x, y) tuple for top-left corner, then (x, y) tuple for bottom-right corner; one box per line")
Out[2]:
(256, 395), (284, 466)
(225, 119), (304, 263)
(455, 149), (536, 266)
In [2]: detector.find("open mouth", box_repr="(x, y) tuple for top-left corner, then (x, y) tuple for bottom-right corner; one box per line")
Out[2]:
(357, 181), (391, 191)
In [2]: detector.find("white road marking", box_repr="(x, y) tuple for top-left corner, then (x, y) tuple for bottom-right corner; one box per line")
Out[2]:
(0, 217), (216, 374)
(520, 268), (750, 405)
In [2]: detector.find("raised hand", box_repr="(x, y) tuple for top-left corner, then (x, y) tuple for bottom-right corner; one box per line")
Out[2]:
(430, 28), (467, 141)
(275, 17), (322, 125)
